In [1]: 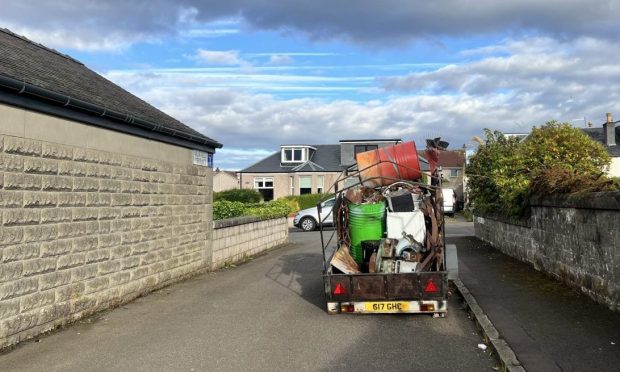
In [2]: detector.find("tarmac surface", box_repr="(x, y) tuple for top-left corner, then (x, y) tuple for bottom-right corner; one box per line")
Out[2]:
(448, 218), (620, 372)
(0, 228), (497, 372)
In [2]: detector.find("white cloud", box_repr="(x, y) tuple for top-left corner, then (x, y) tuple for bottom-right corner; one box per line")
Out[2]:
(103, 35), (620, 169)
(268, 55), (294, 65)
(194, 49), (249, 66)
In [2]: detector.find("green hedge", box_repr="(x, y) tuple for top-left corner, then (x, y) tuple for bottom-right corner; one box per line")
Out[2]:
(467, 122), (614, 218)
(213, 199), (292, 220)
(282, 193), (331, 210)
(214, 189), (262, 203)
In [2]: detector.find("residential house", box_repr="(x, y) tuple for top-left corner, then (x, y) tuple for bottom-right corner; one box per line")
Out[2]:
(239, 139), (402, 200)
(419, 149), (466, 205)
(213, 168), (240, 192)
(583, 114), (620, 177)
(0, 28), (221, 347)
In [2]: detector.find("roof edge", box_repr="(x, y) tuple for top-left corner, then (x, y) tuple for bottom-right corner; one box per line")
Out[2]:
(0, 73), (222, 150)
(0, 89), (217, 153)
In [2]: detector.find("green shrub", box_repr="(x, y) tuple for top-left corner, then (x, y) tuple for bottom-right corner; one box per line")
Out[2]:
(213, 200), (246, 220)
(214, 189), (262, 203)
(283, 193), (330, 210)
(467, 122), (613, 218)
(245, 200), (292, 219)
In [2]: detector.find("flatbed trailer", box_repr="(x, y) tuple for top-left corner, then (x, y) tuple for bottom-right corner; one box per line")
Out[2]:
(318, 152), (457, 315)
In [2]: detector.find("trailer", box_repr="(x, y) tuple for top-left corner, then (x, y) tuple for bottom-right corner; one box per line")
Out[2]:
(318, 140), (458, 315)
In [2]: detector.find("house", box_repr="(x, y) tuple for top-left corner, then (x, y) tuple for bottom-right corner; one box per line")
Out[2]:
(0, 28), (221, 348)
(582, 113), (620, 177)
(239, 139), (402, 200)
(417, 149), (466, 206)
(213, 168), (239, 192)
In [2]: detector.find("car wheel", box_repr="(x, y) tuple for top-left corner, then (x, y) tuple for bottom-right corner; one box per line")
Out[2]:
(299, 217), (317, 231)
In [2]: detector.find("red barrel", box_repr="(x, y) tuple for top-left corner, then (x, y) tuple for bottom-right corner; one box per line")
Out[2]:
(356, 141), (421, 187)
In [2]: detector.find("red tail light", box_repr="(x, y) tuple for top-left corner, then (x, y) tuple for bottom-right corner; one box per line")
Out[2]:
(333, 283), (346, 295)
(424, 280), (439, 293)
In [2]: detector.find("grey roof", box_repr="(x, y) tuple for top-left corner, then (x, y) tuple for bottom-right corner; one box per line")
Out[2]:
(242, 145), (343, 173)
(0, 28), (221, 149)
(582, 127), (620, 157)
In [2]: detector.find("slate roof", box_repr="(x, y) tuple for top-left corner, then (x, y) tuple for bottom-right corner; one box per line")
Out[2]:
(582, 127), (620, 157)
(242, 145), (342, 173)
(0, 28), (221, 149)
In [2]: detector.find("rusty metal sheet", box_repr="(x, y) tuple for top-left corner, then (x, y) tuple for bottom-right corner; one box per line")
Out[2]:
(351, 276), (385, 300)
(386, 273), (420, 300)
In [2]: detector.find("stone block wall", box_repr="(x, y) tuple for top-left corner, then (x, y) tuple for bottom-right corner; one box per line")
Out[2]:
(475, 192), (620, 311)
(0, 134), (212, 348)
(212, 217), (288, 268)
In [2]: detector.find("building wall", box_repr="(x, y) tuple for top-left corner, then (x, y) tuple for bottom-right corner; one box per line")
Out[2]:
(474, 192), (620, 311)
(213, 172), (239, 192)
(240, 172), (341, 199)
(0, 104), (213, 348)
(212, 217), (288, 268)
(609, 157), (620, 178)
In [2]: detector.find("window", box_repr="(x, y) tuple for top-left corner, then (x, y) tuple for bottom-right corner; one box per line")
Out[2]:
(354, 144), (378, 155)
(193, 150), (213, 167)
(299, 176), (312, 195)
(317, 175), (324, 194)
(281, 146), (312, 163)
(254, 177), (274, 201)
(290, 176), (294, 195)
(449, 169), (460, 177)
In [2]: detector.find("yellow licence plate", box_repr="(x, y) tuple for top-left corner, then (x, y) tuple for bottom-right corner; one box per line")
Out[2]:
(364, 302), (410, 313)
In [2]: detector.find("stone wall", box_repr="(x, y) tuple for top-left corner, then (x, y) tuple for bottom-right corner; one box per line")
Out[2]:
(0, 134), (213, 348)
(475, 192), (620, 311)
(212, 217), (288, 268)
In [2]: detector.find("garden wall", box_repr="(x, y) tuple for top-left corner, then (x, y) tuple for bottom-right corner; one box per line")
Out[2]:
(475, 192), (620, 311)
(212, 217), (288, 268)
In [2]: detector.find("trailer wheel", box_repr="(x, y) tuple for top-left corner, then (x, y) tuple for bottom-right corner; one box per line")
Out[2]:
(299, 217), (317, 231)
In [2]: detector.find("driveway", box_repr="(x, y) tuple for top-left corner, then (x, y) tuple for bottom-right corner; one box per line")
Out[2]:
(0, 230), (497, 371)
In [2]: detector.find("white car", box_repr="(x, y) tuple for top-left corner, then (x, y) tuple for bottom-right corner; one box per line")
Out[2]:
(293, 198), (336, 231)
(442, 188), (456, 215)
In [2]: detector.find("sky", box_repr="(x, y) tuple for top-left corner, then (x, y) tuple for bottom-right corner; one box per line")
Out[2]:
(2, 1), (619, 170)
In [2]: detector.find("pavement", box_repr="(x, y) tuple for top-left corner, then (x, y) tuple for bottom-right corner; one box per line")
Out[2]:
(0, 229), (497, 372)
(446, 218), (620, 372)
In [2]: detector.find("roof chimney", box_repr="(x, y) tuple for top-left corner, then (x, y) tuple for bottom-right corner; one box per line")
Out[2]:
(604, 113), (616, 146)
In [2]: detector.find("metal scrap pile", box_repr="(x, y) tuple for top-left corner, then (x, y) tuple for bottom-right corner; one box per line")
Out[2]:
(329, 140), (446, 275)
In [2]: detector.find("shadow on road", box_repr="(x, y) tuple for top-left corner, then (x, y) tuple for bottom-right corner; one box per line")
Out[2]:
(265, 251), (327, 311)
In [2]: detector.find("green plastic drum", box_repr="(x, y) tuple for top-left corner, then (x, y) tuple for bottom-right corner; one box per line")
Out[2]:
(348, 202), (386, 263)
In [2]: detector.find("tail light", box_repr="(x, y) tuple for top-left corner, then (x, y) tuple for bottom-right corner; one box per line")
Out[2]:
(340, 304), (355, 313)
(333, 283), (346, 295)
(424, 279), (439, 293)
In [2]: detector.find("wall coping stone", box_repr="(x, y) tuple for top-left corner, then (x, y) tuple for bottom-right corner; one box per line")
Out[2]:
(530, 191), (620, 211)
(474, 212), (531, 228)
(213, 216), (284, 229)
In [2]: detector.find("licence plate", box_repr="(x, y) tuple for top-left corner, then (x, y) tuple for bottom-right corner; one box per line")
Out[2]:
(364, 302), (409, 313)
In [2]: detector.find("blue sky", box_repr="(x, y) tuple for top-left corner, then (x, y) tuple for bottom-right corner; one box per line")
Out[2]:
(2, 1), (619, 170)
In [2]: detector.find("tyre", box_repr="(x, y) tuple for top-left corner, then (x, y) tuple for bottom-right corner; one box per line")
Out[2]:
(299, 217), (317, 231)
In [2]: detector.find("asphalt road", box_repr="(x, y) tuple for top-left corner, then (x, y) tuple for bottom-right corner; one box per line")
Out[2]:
(0, 229), (497, 372)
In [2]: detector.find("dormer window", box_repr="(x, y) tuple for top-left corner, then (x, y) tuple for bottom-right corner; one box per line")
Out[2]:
(281, 145), (315, 163)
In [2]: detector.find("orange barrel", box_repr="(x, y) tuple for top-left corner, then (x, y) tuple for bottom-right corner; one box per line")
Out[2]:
(356, 141), (421, 187)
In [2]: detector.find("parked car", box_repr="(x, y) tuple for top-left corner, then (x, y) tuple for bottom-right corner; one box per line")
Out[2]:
(293, 198), (336, 231)
(442, 188), (456, 215)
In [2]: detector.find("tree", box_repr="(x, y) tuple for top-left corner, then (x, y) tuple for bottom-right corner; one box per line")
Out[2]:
(466, 121), (613, 217)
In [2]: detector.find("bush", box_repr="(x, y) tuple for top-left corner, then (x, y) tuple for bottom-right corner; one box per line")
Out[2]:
(214, 189), (262, 203)
(245, 200), (292, 219)
(213, 200), (246, 220)
(283, 193), (330, 210)
(467, 122), (613, 217)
